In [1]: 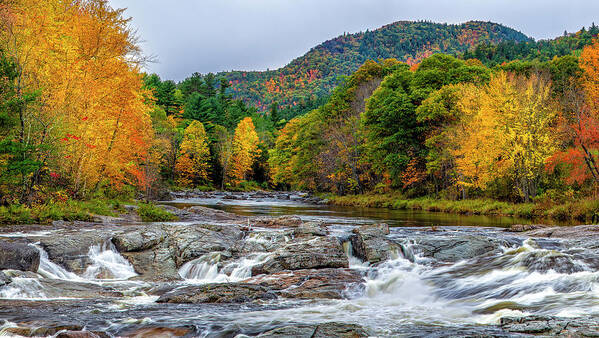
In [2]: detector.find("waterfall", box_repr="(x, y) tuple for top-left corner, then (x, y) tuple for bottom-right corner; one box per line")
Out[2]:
(342, 241), (369, 269)
(83, 240), (137, 280)
(33, 244), (83, 281)
(178, 252), (272, 283)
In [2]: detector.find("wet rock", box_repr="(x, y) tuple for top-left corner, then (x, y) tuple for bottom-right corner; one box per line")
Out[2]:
(56, 330), (103, 338)
(36, 230), (107, 274)
(168, 224), (243, 265)
(186, 205), (247, 222)
(244, 268), (364, 299)
(500, 315), (599, 336)
(116, 223), (244, 281)
(121, 326), (193, 338)
(415, 235), (505, 262)
(293, 222), (328, 237)
(1, 273), (125, 298)
(312, 322), (369, 337)
(156, 283), (276, 303)
(0, 241), (40, 272)
(112, 225), (165, 252)
(121, 244), (179, 281)
(251, 236), (348, 275)
(252, 215), (303, 228)
(230, 231), (291, 255)
(350, 223), (398, 264)
(525, 224), (599, 239)
(507, 224), (552, 232)
(257, 322), (368, 338)
(0, 271), (12, 286)
(3, 324), (85, 337)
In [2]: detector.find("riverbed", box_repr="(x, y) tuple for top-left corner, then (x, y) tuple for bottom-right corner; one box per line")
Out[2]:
(0, 192), (598, 337)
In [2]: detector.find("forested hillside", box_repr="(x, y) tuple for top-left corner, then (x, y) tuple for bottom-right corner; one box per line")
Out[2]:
(220, 21), (529, 117)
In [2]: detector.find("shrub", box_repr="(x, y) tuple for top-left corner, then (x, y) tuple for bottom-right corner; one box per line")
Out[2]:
(137, 203), (177, 222)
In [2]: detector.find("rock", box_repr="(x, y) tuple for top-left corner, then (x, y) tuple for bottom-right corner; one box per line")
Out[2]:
(0, 273), (125, 298)
(293, 222), (328, 237)
(121, 244), (179, 281)
(252, 215), (303, 228)
(0, 271), (12, 286)
(525, 224), (599, 239)
(256, 325), (317, 337)
(500, 315), (599, 336)
(244, 268), (364, 299)
(115, 223), (243, 281)
(156, 283), (277, 304)
(350, 224), (397, 264)
(415, 235), (506, 262)
(186, 205), (247, 222)
(168, 224), (243, 265)
(507, 224), (552, 232)
(112, 225), (165, 252)
(121, 326), (193, 338)
(257, 323), (368, 338)
(36, 230), (107, 274)
(312, 322), (369, 337)
(56, 330), (103, 338)
(252, 236), (348, 275)
(4, 325), (85, 337)
(0, 241), (40, 272)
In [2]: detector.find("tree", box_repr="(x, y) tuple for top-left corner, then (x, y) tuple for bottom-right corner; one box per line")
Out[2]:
(175, 121), (210, 186)
(212, 125), (233, 189)
(452, 72), (558, 202)
(228, 117), (260, 185)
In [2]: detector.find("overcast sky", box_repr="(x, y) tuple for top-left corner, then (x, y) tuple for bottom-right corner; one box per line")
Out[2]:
(107, 0), (599, 81)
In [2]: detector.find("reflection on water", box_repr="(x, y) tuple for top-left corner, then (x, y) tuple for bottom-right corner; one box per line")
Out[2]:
(166, 197), (532, 228)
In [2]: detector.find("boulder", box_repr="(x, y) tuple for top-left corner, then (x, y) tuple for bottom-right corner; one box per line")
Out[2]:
(0, 271), (11, 286)
(252, 216), (303, 228)
(525, 224), (599, 239)
(56, 331), (104, 338)
(500, 315), (599, 336)
(112, 225), (165, 252)
(415, 235), (506, 262)
(292, 222), (328, 237)
(252, 236), (348, 275)
(156, 283), (277, 304)
(244, 268), (363, 299)
(168, 224), (243, 265)
(257, 323), (368, 338)
(0, 241), (40, 272)
(36, 230), (107, 274)
(350, 224), (398, 264)
(121, 326), (194, 338)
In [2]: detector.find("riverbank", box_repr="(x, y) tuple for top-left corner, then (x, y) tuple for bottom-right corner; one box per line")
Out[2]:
(326, 193), (599, 224)
(2, 192), (599, 336)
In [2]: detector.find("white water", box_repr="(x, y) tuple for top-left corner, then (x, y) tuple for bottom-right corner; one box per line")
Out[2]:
(83, 241), (137, 280)
(178, 252), (272, 283)
(0, 241), (137, 300)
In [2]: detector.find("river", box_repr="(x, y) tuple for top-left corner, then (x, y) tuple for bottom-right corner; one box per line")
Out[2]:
(0, 192), (597, 337)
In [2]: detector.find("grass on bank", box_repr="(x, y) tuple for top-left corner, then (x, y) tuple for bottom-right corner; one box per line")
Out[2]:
(327, 193), (599, 223)
(0, 199), (177, 225)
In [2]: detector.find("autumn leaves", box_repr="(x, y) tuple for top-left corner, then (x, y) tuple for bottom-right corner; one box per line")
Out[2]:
(175, 118), (261, 188)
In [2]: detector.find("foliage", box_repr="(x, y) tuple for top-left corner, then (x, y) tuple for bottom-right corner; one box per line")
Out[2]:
(137, 202), (177, 222)
(222, 21), (528, 116)
(175, 121), (211, 186)
(228, 117), (261, 185)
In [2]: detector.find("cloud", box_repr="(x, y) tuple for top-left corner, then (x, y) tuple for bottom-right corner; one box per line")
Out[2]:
(108, 0), (599, 81)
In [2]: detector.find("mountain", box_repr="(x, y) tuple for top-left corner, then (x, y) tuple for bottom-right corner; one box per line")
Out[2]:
(218, 20), (530, 116)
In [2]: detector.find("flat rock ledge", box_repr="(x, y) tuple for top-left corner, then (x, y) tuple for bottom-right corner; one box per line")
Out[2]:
(257, 322), (369, 338)
(501, 315), (599, 336)
(156, 283), (277, 304)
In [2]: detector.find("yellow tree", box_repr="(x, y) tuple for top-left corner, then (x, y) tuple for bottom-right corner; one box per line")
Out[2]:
(175, 121), (210, 187)
(1, 0), (154, 197)
(452, 72), (558, 201)
(228, 117), (260, 185)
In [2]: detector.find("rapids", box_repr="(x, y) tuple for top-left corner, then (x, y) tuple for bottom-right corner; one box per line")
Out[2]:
(0, 192), (598, 337)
